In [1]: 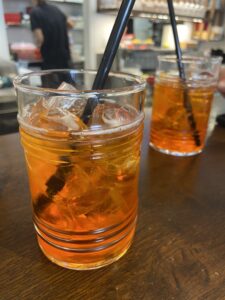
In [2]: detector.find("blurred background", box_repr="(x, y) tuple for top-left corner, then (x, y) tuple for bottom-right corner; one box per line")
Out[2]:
(0, 0), (225, 134)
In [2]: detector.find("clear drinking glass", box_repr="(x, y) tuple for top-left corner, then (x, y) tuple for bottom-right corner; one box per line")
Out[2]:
(14, 70), (146, 270)
(150, 55), (222, 156)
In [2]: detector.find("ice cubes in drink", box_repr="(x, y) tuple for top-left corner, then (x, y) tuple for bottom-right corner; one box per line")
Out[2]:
(91, 102), (136, 130)
(165, 105), (188, 130)
(43, 82), (86, 115)
(102, 106), (129, 127)
(41, 108), (87, 131)
(23, 80), (140, 133)
(24, 82), (87, 132)
(49, 161), (111, 230)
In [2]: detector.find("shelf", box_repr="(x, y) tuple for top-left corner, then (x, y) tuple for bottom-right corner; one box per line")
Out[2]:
(71, 27), (83, 31)
(98, 1), (207, 21)
(6, 24), (30, 28)
(98, 8), (205, 22)
(49, 0), (83, 3)
(6, 23), (83, 31)
(120, 46), (176, 53)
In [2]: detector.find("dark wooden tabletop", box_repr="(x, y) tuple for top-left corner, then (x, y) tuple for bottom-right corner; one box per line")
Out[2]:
(1, 97), (225, 300)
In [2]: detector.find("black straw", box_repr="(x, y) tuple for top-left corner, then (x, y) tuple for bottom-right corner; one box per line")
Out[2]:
(167, 0), (201, 147)
(81, 0), (136, 125)
(34, 0), (136, 212)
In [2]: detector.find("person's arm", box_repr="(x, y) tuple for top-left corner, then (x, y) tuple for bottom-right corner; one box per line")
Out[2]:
(67, 18), (75, 30)
(33, 28), (44, 48)
(30, 10), (44, 48)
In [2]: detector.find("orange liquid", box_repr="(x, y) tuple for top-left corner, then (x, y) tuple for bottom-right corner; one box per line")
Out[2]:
(150, 80), (214, 155)
(20, 104), (143, 269)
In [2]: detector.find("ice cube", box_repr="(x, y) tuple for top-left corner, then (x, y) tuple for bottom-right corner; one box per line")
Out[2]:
(42, 82), (86, 117)
(58, 82), (77, 91)
(39, 107), (87, 131)
(53, 163), (106, 218)
(56, 164), (90, 201)
(102, 108), (124, 127)
(35, 81), (87, 131)
(108, 156), (138, 182)
(90, 102), (132, 129)
(102, 104), (133, 127)
(24, 97), (48, 128)
(57, 109), (87, 130)
(165, 106), (188, 130)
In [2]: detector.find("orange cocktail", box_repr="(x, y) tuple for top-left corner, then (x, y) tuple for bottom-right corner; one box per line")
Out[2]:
(150, 56), (221, 156)
(14, 70), (146, 270)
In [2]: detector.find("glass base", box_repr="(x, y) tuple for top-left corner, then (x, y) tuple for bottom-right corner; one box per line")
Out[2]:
(39, 242), (132, 270)
(34, 212), (137, 270)
(149, 142), (202, 157)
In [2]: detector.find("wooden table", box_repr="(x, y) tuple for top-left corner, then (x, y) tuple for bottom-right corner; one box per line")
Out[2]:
(1, 97), (225, 300)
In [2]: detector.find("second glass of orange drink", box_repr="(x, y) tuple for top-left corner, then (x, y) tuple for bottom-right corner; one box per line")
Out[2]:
(150, 56), (221, 156)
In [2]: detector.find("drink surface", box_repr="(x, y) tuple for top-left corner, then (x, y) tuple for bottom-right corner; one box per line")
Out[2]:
(20, 97), (143, 269)
(150, 79), (214, 155)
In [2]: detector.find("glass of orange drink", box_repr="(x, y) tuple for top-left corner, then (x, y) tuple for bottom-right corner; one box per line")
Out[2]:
(150, 56), (221, 156)
(14, 70), (146, 270)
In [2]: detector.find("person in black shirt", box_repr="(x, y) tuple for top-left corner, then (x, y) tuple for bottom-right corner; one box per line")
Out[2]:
(30, 0), (72, 70)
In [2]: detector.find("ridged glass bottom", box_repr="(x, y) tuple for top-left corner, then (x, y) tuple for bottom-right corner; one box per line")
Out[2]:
(149, 142), (202, 157)
(38, 239), (133, 270)
(34, 213), (136, 270)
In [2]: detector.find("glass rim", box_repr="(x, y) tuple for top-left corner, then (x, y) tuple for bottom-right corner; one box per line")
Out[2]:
(157, 55), (222, 64)
(13, 69), (146, 97)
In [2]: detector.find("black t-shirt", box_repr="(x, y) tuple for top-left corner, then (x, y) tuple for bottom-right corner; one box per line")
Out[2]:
(30, 3), (70, 68)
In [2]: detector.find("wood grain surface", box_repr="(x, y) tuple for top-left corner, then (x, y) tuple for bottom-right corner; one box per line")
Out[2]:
(1, 97), (225, 300)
